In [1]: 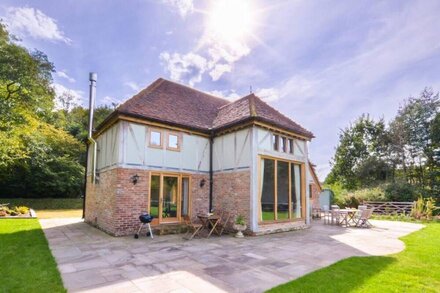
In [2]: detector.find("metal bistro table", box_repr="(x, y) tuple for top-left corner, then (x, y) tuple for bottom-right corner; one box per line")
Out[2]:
(336, 209), (358, 227)
(197, 213), (221, 238)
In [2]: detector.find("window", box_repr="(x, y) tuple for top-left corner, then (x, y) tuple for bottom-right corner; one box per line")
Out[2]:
(273, 134), (279, 151)
(167, 132), (181, 151)
(259, 157), (304, 222)
(149, 129), (162, 148)
(289, 139), (294, 154)
(281, 137), (287, 152)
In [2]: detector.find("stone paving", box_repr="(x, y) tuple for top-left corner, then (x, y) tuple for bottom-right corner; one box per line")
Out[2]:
(39, 218), (424, 293)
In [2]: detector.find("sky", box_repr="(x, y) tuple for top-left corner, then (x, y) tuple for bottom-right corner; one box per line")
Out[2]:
(1, 0), (440, 180)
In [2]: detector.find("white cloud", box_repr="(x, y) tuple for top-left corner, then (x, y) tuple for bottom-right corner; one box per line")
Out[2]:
(255, 87), (280, 102)
(101, 96), (123, 106)
(160, 52), (208, 86)
(56, 71), (75, 83)
(209, 64), (231, 81)
(209, 89), (240, 101)
(124, 82), (140, 92)
(52, 83), (84, 110)
(161, 0), (194, 18)
(4, 7), (71, 44)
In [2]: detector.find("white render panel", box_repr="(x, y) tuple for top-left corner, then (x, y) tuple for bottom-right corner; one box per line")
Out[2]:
(125, 123), (145, 165)
(93, 123), (120, 172)
(213, 128), (251, 172)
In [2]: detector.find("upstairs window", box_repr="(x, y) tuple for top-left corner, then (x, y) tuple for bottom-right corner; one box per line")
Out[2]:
(167, 132), (181, 151)
(281, 137), (287, 152)
(149, 129), (163, 148)
(273, 134), (279, 151)
(289, 139), (294, 154)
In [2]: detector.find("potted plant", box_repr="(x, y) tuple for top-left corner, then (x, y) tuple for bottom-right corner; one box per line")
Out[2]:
(233, 215), (247, 238)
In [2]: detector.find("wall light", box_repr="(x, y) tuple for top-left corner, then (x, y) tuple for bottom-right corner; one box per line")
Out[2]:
(131, 174), (139, 185)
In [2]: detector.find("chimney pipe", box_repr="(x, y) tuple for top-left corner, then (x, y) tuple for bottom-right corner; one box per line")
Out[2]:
(88, 72), (98, 184)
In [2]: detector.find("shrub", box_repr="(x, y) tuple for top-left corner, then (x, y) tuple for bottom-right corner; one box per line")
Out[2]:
(410, 197), (439, 220)
(330, 185), (387, 208)
(384, 182), (418, 201)
(15, 206), (29, 215)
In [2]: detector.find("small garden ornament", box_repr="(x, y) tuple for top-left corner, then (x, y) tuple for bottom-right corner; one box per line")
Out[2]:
(233, 215), (247, 238)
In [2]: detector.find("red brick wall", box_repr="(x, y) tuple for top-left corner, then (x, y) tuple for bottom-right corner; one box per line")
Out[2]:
(212, 170), (251, 229)
(86, 168), (210, 236)
(309, 183), (321, 208)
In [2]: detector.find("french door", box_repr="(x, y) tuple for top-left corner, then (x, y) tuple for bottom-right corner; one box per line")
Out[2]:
(149, 173), (190, 224)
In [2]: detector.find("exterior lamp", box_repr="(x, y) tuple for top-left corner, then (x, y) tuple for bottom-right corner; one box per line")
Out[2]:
(131, 174), (139, 185)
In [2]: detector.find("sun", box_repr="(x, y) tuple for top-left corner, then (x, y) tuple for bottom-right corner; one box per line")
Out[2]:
(206, 0), (255, 43)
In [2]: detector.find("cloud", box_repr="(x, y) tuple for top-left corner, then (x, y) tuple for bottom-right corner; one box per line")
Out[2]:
(255, 87), (280, 102)
(161, 0), (194, 18)
(56, 71), (75, 83)
(209, 64), (231, 81)
(4, 7), (71, 44)
(209, 89), (240, 101)
(101, 95), (123, 106)
(124, 81), (140, 91)
(159, 52), (208, 86)
(52, 83), (84, 110)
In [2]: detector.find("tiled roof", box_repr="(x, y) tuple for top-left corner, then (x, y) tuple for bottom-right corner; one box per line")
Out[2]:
(110, 78), (313, 138)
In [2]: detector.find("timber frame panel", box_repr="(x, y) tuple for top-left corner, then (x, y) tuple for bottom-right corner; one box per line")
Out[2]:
(258, 154), (306, 225)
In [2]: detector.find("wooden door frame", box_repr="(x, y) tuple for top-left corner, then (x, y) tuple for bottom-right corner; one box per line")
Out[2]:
(148, 171), (192, 225)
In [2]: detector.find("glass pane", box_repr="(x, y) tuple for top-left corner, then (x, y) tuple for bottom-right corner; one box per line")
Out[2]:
(150, 131), (161, 146)
(290, 164), (302, 218)
(273, 135), (279, 151)
(168, 134), (178, 148)
(150, 175), (160, 218)
(261, 159), (275, 221)
(289, 139), (294, 154)
(181, 177), (189, 217)
(163, 176), (178, 219)
(277, 161), (289, 220)
(281, 137), (287, 152)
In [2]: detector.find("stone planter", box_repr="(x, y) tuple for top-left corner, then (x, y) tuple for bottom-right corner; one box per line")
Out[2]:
(233, 224), (247, 238)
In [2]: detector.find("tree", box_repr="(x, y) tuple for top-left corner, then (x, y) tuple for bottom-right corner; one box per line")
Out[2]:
(326, 115), (389, 189)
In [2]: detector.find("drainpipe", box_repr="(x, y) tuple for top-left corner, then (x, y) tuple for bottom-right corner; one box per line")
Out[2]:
(209, 131), (214, 213)
(82, 72), (98, 219)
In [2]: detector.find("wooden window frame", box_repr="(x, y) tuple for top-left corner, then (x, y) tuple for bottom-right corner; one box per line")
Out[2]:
(148, 171), (192, 225)
(148, 128), (163, 149)
(258, 154), (306, 224)
(166, 131), (181, 152)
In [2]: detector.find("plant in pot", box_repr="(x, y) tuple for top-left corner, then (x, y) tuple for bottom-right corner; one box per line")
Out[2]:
(233, 215), (247, 238)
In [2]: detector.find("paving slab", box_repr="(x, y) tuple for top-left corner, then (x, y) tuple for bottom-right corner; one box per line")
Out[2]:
(40, 218), (423, 293)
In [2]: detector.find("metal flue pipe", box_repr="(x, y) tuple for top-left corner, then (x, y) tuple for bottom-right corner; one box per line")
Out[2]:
(88, 72), (98, 184)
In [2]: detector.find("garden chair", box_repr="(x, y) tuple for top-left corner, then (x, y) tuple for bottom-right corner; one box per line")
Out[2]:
(215, 211), (231, 236)
(183, 217), (203, 240)
(355, 209), (374, 228)
(330, 205), (341, 225)
(322, 205), (331, 224)
(352, 205), (368, 224)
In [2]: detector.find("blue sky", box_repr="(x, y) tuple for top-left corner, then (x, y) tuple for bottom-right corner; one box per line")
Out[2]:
(1, 0), (440, 180)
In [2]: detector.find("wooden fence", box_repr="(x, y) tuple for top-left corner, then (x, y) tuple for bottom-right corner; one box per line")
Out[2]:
(363, 201), (414, 215)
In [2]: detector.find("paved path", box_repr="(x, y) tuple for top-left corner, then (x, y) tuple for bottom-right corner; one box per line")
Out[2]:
(39, 219), (423, 293)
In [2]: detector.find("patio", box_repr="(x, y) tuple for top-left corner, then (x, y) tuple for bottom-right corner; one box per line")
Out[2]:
(39, 218), (423, 293)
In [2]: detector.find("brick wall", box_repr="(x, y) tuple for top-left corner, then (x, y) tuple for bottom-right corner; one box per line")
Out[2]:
(190, 173), (210, 221)
(212, 170), (251, 229)
(309, 182), (321, 208)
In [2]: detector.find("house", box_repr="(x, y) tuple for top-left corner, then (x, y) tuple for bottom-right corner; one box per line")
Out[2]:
(85, 78), (320, 236)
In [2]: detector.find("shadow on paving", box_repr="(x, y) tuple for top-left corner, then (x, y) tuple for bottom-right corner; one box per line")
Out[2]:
(38, 218), (423, 293)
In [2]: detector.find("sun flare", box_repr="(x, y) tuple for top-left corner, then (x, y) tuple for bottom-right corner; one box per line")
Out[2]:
(206, 0), (255, 43)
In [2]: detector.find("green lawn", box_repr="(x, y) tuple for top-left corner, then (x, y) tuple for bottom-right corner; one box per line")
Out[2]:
(268, 222), (440, 293)
(0, 219), (65, 292)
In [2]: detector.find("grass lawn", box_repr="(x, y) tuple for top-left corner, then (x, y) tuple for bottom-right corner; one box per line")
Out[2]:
(0, 219), (65, 292)
(0, 198), (82, 218)
(268, 222), (440, 293)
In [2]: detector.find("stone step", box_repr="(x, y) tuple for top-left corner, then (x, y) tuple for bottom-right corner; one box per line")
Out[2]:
(151, 223), (189, 235)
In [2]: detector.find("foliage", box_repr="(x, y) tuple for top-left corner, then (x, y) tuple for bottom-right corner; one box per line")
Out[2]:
(0, 204), (30, 216)
(410, 197), (439, 220)
(0, 23), (113, 198)
(235, 215), (246, 225)
(329, 184), (387, 208)
(326, 88), (440, 202)
(267, 223), (440, 292)
(0, 219), (66, 292)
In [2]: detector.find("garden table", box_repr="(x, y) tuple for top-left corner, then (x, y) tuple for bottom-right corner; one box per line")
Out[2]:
(197, 213), (221, 238)
(336, 209), (358, 227)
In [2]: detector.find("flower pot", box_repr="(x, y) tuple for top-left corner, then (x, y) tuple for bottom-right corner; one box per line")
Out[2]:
(233, 224), (247, 238)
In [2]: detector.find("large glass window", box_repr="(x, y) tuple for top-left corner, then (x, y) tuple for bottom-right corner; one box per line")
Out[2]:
(181, 177), (189, 217)
(150, 175), (160, 218)
(291, 164), (302, 218)
(277, 161), (289, 220)
(260, 158), (304, 222)
(261, 159), (275, 221)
